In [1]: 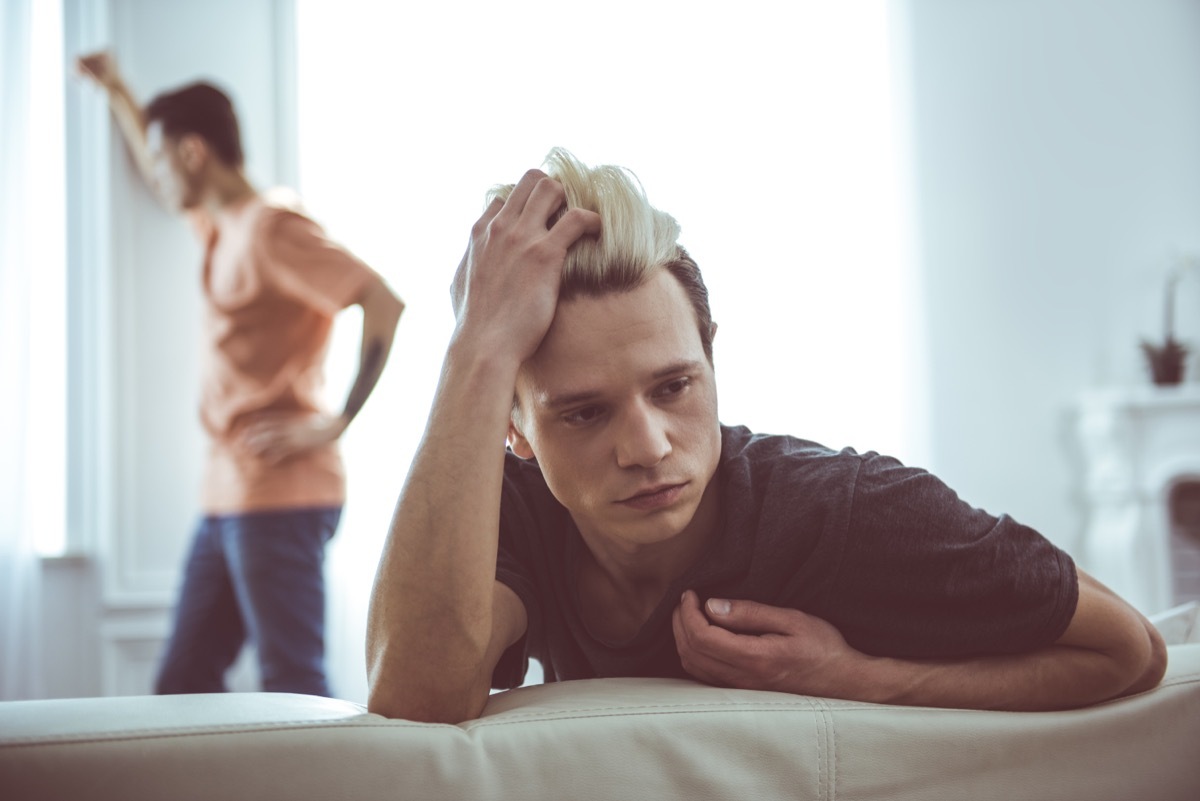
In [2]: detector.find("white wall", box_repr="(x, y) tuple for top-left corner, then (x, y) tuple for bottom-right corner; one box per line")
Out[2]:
(901, 0), (1200, 555)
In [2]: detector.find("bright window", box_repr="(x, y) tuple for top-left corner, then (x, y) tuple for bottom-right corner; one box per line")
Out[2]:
(27, 0), (68, 557)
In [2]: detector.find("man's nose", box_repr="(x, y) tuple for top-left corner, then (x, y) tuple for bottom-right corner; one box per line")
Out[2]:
(615, 400), (671, 469)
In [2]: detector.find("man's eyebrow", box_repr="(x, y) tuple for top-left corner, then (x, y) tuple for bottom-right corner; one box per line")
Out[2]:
(542, 389), (603, 410)
(652, 360), (705, 380)
(541, 360), (705, 410)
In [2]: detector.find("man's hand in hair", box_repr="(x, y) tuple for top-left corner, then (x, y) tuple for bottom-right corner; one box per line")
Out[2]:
(449, 170), (601, 365)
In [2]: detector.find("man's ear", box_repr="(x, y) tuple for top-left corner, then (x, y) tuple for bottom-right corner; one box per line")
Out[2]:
(507, 415), (535, 460)
(710, 321), (718, 342)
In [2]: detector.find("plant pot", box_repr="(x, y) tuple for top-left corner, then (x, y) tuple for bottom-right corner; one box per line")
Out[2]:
(1141, 338), (1189, 386)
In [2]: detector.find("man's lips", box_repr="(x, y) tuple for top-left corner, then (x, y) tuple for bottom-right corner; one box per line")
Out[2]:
(617, 482), (688, 510)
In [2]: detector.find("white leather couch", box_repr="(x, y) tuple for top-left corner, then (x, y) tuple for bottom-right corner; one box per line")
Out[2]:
(3, 640), (1198, 800)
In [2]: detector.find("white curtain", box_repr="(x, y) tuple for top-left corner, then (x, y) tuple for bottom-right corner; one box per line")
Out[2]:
(0, 0), (45, 701)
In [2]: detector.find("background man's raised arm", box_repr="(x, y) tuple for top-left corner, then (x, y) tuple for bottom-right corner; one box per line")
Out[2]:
(76, 51), (155, 186)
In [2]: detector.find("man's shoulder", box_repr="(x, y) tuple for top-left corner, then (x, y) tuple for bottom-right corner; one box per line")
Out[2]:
(503, 448), (545, 478)
(721, 425), (979, 532)
(260, 187), (308, 217)
(719, 424), (867, 481)
(240, 188), (316, 241)
(239, 191), (342, 272)
(716, 424), (894, 529)
(499, 450), (571, 545)
(501, 450), (557, 503)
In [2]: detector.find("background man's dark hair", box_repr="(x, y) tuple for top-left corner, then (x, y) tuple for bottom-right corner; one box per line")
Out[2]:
(144, 82), (244, 168)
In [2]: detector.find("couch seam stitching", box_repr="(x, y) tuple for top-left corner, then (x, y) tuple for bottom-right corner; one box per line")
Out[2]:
(0, 706), (829, 747)
(831, 698), (840, 801)
(815, 697), (825, 801)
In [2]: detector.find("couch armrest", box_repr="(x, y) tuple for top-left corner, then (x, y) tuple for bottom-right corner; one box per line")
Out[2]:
(1151, 601), (1200, 644)
(3, 644), (1198, 801)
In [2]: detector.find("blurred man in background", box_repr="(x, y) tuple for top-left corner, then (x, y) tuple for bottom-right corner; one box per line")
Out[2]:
(79, 51), (404, 697)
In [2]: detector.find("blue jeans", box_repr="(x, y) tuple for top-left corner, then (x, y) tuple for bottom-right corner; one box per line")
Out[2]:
(154, 506), (342, 696)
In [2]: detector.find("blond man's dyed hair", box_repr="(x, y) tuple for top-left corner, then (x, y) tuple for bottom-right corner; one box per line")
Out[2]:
(489, 148), (715, 361)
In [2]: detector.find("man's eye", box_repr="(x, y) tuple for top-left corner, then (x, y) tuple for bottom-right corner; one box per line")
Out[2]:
(654, 377), (691, 399)
(563, 406), (604, 425)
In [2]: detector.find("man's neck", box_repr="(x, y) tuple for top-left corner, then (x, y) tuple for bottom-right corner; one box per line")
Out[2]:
(201, 168), (258, 218)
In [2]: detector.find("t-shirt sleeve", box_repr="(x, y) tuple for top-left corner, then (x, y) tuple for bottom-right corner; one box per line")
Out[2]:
(821, 453), (1079, 659)
(491, 458), (544, 690)
(257, 210), (378, 316)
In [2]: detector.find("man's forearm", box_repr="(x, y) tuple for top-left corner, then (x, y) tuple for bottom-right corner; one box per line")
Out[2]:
(365, 337), (520, 722)
(101, 78), (154, 183)
(338, 283), (403, 427)
(368, 167), (600, 721)
(853, 635), (1165, 712)
(679, 587), (1166, 712)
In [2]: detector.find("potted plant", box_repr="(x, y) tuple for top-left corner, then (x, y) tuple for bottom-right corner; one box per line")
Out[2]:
(1141, 257), (1193, 386)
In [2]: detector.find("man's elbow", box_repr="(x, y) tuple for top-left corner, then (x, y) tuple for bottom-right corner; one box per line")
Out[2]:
(359, 278), (405, 323)
(1094, 615), (1168, 702)
(367, 698), (486, 725)
(380, 288), (405, 324)
(1118, 621), (1168, 697)
(366, 680), (488, 724)
(1063, 573), (1170, 702)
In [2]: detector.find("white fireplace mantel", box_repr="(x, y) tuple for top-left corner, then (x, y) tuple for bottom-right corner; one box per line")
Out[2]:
(1077, 384), (1200, 614)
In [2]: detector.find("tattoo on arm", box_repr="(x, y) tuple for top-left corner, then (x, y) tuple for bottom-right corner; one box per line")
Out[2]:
(342, 338), (385, 422)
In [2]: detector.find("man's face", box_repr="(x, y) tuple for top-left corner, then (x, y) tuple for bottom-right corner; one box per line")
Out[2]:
(511, 267), (722, 547)
(146, 121), (203, 210)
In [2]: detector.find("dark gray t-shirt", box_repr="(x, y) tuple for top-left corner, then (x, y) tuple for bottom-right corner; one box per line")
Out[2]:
(493, 424), (1078, 689)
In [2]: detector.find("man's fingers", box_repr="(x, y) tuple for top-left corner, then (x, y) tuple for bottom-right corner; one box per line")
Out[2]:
(244, 424), (282, 441)
(546, 207), (602, 251)
(476, 169), (599, 265)
(450, 238), (475, 312)
(257, 436), (298, 464)
(671, 604), (688, 651)
(492, 169), (548, 225)
(516, 176), (567, 231)
(677, 589), (710, 635)
(672, 594), (715, 657)
(704, 597), (798, 636)
(243, 433), (275, 454)
(679, 649), (735, 687)
(677, 591), (762, 665)
(674, 598), (753, 686)
(243, 421), (290, 455)
(76, 53), (111, 82)
(77, 61), (101, 82)
(674, 604), (718, 682)
(471, 197), (505, 240)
